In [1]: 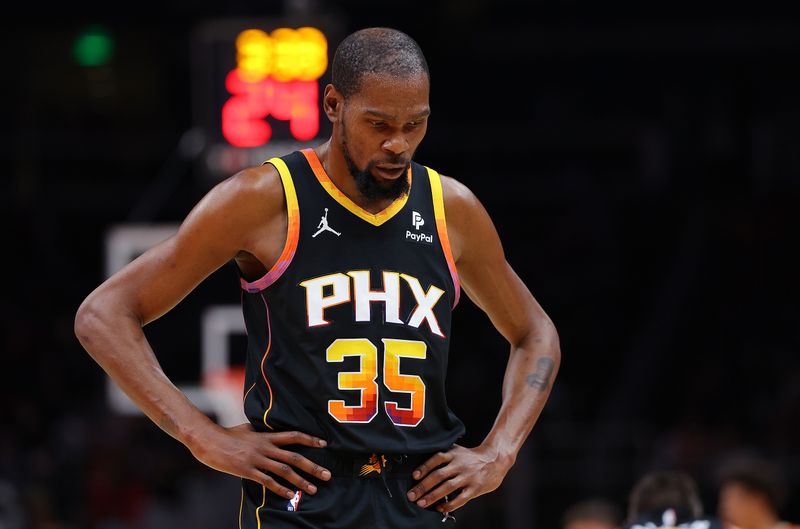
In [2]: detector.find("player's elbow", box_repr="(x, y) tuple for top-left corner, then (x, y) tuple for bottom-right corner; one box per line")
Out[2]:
(74, 294), (103, 353)
(511, 314), (561, 368)
(547, 328), (562, 371)
(74, 289), (134, 355)
(534, 314), (561, 366)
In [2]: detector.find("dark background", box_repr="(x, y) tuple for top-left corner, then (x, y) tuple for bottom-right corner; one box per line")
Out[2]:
(2, 3), (799, 528)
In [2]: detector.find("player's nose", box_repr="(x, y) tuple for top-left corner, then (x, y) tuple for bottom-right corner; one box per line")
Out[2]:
(381, 134), (409, 156)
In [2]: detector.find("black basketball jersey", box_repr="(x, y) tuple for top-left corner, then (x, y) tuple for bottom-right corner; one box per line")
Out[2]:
(238, 149), (466, 453)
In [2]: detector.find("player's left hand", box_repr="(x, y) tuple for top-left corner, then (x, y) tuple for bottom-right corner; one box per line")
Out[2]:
(405, 443), (514, 514)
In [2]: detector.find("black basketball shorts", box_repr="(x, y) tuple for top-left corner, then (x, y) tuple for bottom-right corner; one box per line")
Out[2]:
(239, 446), (458, 528)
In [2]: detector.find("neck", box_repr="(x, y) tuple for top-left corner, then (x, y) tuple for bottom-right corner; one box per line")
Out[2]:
(313, 140), (397, 214)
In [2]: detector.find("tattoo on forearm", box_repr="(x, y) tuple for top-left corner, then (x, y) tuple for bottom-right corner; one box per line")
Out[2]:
(526, 358), (555, 391)
(159, 415), (178, 436)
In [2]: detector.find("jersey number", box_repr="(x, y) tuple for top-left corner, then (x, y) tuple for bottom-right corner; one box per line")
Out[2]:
(326, 338), (426, 427)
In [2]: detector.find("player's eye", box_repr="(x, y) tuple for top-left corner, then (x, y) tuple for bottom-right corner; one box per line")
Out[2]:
(370, 121), (387, 128)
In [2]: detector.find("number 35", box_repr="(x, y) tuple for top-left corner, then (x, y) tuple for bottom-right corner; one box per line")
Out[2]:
(326, 338), (426, 427)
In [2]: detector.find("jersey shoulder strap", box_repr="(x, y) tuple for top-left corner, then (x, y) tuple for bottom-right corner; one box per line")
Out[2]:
(424, 165), (461, 308)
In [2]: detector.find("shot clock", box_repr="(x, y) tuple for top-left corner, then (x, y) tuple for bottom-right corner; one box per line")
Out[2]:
(192, 17), (342, 180)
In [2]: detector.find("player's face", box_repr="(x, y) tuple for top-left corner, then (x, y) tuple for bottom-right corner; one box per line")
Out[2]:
(338, 72), (430, 200)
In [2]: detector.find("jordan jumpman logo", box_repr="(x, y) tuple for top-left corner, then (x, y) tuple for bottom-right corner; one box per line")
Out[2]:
(312, 208), (341, 238)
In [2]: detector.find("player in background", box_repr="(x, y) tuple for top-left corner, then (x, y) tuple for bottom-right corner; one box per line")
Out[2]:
(625, 471), (723, 529)
(717, 454), (798, 529)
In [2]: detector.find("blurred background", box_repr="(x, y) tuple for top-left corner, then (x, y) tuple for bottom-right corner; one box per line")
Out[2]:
(2, 2), (799, 528)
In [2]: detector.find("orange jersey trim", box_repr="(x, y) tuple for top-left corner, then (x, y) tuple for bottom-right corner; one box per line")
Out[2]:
(238, 486), (244, 529)
(301, 148), (411, 227)
(427, 167), (461, 308)
(259, 293), (275, 430)
(256, 485), (267, 529)
(240, 157), (300, 292)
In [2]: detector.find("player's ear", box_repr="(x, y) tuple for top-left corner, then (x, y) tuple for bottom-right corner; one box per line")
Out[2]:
(323, 84), (343, 122)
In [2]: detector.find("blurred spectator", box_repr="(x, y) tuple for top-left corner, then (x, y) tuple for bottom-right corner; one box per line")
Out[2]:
(625, 470), (723, 528)
(562, 498), (622, 529)
(716, 453), (798, 529)
(0, 480), (24, 529)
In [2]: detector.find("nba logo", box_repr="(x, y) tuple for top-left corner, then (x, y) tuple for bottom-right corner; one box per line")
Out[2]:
(286, 490), (303, 511)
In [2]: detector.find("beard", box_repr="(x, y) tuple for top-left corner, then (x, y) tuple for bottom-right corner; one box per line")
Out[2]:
(341, 126), (411, 202)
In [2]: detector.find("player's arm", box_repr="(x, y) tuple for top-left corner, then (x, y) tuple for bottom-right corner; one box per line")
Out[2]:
(406, 175), (561, 513)
(74, 165), (330, 499)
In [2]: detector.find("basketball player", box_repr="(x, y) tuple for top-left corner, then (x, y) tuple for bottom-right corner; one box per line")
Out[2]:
(75, 27), (561, 528)
(625, 471), (723, 529)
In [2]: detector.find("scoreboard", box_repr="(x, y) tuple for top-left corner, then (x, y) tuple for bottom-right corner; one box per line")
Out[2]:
(191, 17), (344, 181)
(223, 27), (327, 147)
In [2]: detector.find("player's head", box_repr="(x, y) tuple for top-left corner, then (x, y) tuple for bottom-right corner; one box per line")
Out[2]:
(324, 27), (430, 201)
(331, 27), (430, 99)
(627, 471), (703, 524)
(716, 454), (787, 528)
(562, 499), (622, 529)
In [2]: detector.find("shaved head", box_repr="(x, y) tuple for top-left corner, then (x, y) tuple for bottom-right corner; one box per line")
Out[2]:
(332, 27), (430, 99)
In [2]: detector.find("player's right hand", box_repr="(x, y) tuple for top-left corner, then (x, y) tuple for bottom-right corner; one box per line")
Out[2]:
(188, 423), (331, 499)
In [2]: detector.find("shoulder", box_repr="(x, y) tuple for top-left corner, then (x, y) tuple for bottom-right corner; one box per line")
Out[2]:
(435, 173), (499, 263)
(180, 163), (286, 250)
(213, 163), (284, 205)
(197, 163), (285, 221)
(438, 173), (483, 219)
